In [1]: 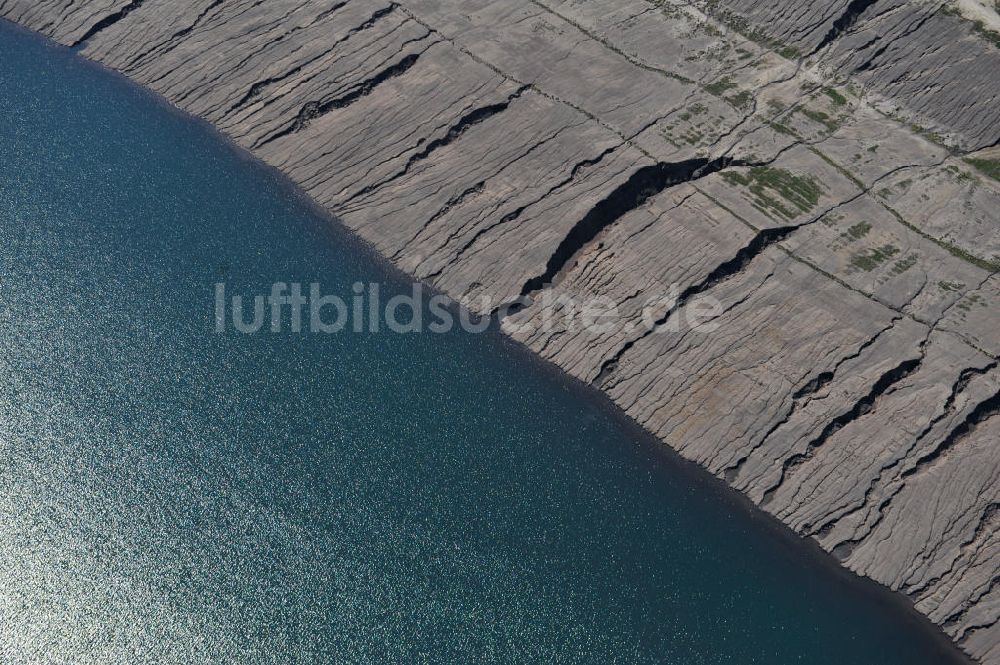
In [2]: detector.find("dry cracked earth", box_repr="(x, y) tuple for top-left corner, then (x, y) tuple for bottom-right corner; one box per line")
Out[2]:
(3, 0), (1000, 661)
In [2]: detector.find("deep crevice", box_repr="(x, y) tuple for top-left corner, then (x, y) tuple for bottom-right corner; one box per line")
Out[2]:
(792, 371), (835, 400)
(254, 49), (423, 148)
(313, 0), (354, 25)
(343, 84), (530, 205)
(902, 388), (1000, 480)
(812, 0), (882, 54)
(593, 220), (797, 386)
(71, 0), (151, 48)
(229, 3), (393, 113)
(761, 351), (926, 506)
(955, 616), (1000, 645)
(725, 317), (901, 485)
(983, 135), (1000, 151)
(396, 181), (487, 269)
(500, 156), (740, 317)
(941, 503), (1000, 635)
(121, 0), (231, 70)
(852, 5), (938, 73)
(451, 143), (622, 267)
(166, 0), (227, 41)
(809, 359), (997, 540)
(393, 122), (589, 268)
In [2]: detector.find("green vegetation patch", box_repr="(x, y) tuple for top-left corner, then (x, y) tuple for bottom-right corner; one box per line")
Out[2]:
(722, 167), (824, 220)
(944, 164), (979, 185)
(778, 45), (801, 59)
(822, 87), (848, 106)
(769, 121), (797, 137)
(938, 280), (965, 292)
(799, 107), (840, 133)
(703, 5), (802, 60)
(680, 127), (705, 145)
(939, 2), (1000, 48)
(966, 158), (1000, 182)
(726, 90), (753, 109)
(956, 293), (985, 312)
(878, 183), (1000, 272)
(843, 221), (872, 241)
(705, 78), (737, 96)
(891, 254), (918, 275)
(850, 244), (900, 272)
(971, 18), (1000, 48)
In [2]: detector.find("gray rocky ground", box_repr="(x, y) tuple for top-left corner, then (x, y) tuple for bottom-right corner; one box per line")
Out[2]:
(2, 0), (998, 661)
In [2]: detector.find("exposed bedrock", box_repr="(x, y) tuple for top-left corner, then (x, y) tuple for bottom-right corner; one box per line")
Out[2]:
(702, 0), (1000, 150)
(3, 0), (998, 661)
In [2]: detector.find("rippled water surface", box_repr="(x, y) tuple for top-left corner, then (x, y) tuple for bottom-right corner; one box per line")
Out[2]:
(0, 21), (967, 664)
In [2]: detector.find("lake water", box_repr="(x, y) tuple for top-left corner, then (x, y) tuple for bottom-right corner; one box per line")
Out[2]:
(0, 20), (968, 664)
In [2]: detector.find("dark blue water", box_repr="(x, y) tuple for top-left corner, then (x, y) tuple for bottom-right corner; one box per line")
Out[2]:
(0, 21), (968, 664)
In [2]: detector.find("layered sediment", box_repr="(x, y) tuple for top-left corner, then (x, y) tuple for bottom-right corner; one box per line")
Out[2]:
(4, 0), (998, 660)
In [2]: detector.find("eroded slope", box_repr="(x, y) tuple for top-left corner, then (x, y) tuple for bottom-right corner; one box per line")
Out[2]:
(3, 0), (998, 661)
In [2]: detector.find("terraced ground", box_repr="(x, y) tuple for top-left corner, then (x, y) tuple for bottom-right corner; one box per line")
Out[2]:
(3, 0), (999, 661)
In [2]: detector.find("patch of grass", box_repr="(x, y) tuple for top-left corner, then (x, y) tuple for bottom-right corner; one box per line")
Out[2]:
(722, 167), (824, 219)
(878, 190), (1000, 272)
(769, 121), (798, 137)
(699, 21), (724, 37)
(955, 293), (986, 312)
(701, 5), (797, 57)
(680, 128), (705, 145)
(799, 107), (840, 132)
(843, 221), (872, 241)
(955, 169), (980, 185)
(705, 78), (737, 96)
(938, 280), (965, 292)
(966, 158), (1000, 182)
(822, 87), (848, 106)
(905, 120), (948, 147)
(850, 244), (899, 272)
(940, 242), (1000, 272)
(944, 164), (978, 184)
(660, 126), (682, 149)
(778, 45), (801, 59)
(891, 254), (918, 275)
(726, 90), (753, 109)
(971, 19), (1000, 48)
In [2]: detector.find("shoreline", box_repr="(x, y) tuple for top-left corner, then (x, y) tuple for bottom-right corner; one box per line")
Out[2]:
(7, 17), (979, 663)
